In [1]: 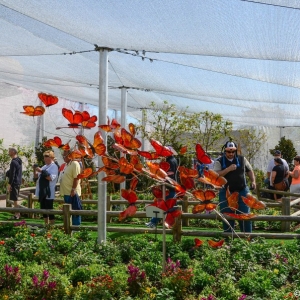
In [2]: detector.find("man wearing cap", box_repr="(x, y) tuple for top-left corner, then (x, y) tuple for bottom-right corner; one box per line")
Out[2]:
(6, 147), (22, 219)
(214, 141), (256, 233)
(266, 150), (289, 188)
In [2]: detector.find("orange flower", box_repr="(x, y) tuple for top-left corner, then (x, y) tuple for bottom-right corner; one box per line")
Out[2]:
(0, 240), (5, 245)
(30, 233), (36, 237)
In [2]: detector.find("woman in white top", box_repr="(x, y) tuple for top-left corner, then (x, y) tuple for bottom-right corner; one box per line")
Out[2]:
(35, 150), (58, 225)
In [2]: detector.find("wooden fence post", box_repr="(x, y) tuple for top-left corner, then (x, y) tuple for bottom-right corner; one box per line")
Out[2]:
(281, 197), (290, 232)
(182, 196), (189, 227)
(107, 195), (112, 223)
(63, 204), (72, 234)
(27, 193), (34, 219)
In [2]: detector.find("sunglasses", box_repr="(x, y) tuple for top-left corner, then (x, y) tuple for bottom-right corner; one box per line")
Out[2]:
(43, 155), (50, 158)
(225, 150), (235, 154)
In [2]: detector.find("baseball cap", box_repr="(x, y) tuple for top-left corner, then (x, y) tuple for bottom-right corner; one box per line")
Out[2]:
(224, 141), (237, 151)
(274, 150), (281, 156)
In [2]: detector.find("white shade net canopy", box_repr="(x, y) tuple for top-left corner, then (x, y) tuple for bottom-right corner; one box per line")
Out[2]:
(1, 0), (300, 127)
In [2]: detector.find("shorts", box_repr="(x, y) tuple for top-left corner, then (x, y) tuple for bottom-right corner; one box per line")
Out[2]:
(9, 185), (20, 201)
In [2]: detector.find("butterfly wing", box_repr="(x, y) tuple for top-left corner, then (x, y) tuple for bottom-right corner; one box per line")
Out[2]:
(224, 212), (257, 220)
(150, 139), (173, 157)
(119, 205), (137, 221)
(194, 238), (204, 248)
(92, 131), (106, 156)
(77, 168), (93, 179)
(121, 128), (141, 149)
(102, 156), (119, 170)
(195, 144), (212, 164)
(207, 239), (224, 248)
(180, 146), (187, 155)
(242, 194), (266, 210)
(121, 189), (138, 203)
(38, 92), (58, 107)
(192, 189), (216, 201)
(226, 186), (239, 211)
(137, 150), (160, 160)
(102, 175), (126, 183)
(119, 157), (134, 175)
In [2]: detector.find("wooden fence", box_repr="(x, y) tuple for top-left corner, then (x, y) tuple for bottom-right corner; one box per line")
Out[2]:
(2, 185), (300, 241)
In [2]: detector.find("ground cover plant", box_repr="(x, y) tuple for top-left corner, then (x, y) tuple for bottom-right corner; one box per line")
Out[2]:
(0, 222), (299, 299)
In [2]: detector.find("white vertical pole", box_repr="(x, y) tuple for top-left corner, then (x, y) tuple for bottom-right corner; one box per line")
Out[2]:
(120, 87), (127, 193)
(141, 109), (146, 152)
(162, 183), (166, 273)
(97, 48), (109, 243)
(79, 102), (84, 135)
(41, 102), (45, 141)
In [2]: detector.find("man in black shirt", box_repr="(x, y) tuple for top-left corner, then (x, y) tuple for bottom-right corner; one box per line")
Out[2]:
(7, 147), (22, 219)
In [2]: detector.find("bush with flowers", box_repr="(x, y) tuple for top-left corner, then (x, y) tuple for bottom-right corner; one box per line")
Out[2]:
(0, 221), (299, 299)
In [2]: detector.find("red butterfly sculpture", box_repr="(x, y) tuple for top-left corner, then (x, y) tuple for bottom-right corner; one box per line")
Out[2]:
(198, 169), (227, 188)
(21, 106), (45, 117)
(119, 188), (138, 221)
(38, 92), (58, 107)
(61, 108), (83, 128)
(76, 132), (106, 158)
(195, 144), (212, 164)
(149, 198), (181, 228)
(223, 212), (257, 220)
(180, 146), (187, 155)
(207, 239), (224, 248)
(242, 194), (266, 210)
(79, 111), (97, 129)
(98, 117), (121, 132)
(77, 168), (93, 179)
(43, 136), (70, 151)
(193, 238), (204, 248)
(178, 166), (198, 190)
(192, 189), (217, 214)
(226, 186), (239, 211)
(143, 162), (168, 181)
(130, 155), (143, 172)
(150, 139), (174, 157)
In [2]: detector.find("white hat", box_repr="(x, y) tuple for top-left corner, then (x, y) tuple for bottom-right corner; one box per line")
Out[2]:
(225, 141), (237, 151)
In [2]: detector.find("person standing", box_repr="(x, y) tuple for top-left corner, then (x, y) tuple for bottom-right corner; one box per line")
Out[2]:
(59, 150), (82, 225)
(270, 158), (286, 201)
(289, 156), (300, 194)
(7, 147), (22, 219)
(214, 141), (256, 233)
(35, 150), (58, 225)
(266, 150), (289, 188)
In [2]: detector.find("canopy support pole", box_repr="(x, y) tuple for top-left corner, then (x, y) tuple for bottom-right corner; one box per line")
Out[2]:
(120, 87), (127, 193)
(97, 47), (110, 243)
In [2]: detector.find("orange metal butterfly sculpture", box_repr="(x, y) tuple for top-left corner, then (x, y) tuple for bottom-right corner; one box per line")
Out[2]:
(178, 166), (198, 190)
(223, 212), (257, 220)
(226, 186), (239, 211)
(98, 117), (121, 132)
(79, 111), (97, 129)
(195, 144), (212, 164)
(193, 238), (204, 249)
(138, 140), (177, 160)
(21, 106), (45, 117)
(149, 198), (181, 228)
(38, 92), (59, 107)
(113, 124), (141, 155)
(242, 194), (266, 210)
(43, 136), (70, 151)
(59, 108), (83, 128)
(207, 239), (225, 248)
(119, 178), (139, 221)
(76, 131), (106, 158)
(198, 169), (227, 189)
(192, 189), (217, 213)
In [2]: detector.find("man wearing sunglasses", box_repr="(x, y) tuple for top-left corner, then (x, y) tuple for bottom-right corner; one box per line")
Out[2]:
(214, 141), (256, 233)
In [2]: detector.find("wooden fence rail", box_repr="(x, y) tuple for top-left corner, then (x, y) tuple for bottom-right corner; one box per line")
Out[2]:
(2, 185), (300, 240)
